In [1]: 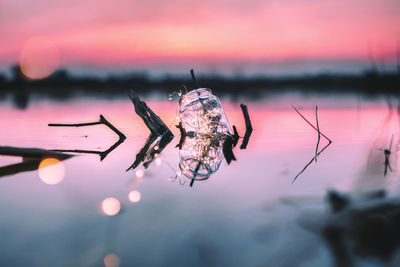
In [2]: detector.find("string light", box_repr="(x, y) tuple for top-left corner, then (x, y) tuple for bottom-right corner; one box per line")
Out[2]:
(178, 88), (232, 180)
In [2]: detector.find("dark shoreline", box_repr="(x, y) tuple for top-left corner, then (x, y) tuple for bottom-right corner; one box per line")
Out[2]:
(0, 65), (399, 101)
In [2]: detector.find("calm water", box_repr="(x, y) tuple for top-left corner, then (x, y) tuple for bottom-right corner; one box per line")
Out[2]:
(0, 92), (399, 267)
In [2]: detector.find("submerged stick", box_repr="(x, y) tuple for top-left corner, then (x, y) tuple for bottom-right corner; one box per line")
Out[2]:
(240, 104), (253, 149)
(315, 106), (321, 162)
(49, 115), (126, 140)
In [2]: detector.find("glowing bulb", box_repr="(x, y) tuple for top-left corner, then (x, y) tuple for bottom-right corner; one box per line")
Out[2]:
(154, 145), (160, 151)
(128, 190), (141, 203)
(104, 253), (121, 267)
(101, 197), (121, 216)
(38, 158), (65, 185)
(136, 169), (144, 178)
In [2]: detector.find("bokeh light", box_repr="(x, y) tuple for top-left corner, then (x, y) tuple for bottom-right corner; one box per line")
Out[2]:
(38, 158), (65, 185)
(19, 37), (60, 80)
(101, 197), (121, 216)
(128, 190), (141, 203)
(104, 253), (121, 267)
(135, 169), (144, 178)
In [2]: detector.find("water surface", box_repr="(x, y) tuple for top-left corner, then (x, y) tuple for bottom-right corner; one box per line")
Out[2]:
(0, 92), (398, 266)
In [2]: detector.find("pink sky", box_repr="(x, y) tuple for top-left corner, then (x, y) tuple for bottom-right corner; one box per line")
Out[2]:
(0, 0), (399, 74)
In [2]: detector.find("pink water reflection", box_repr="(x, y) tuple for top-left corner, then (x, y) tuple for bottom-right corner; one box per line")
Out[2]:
(0, 95), (397, 194)
(0, 95), (399, 267)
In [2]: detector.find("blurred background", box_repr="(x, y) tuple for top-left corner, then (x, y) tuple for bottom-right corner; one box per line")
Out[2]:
(0, 1), (400, 267)
(0, 0), (399, 79)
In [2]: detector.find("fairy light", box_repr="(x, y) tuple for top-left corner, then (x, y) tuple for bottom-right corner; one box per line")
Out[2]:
(177, 88), (231, 180)
(136, 169), (144, 178)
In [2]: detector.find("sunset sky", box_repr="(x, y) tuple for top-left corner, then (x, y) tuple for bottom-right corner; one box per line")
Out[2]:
(0, 0), (399, 76)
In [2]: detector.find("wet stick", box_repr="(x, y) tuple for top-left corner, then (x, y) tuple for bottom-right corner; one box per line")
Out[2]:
(49, 115), (126, 140)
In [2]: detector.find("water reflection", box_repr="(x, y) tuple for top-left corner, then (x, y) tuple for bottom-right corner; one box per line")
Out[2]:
(101, 197), (121, 216)
(128, 190), (141, 203)
(38, 158), (65, 185)
(0, 146), (73, 179)
(3, 92), (400, 266)
(104, 254), (121, 267)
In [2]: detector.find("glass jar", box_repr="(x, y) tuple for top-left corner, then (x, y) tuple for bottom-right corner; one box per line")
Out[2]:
(178, 88), (232, 180)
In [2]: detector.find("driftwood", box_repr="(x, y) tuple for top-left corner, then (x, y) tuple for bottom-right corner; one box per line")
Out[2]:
(126, 91), (174, 171)
(0, 146), (74, 159)
(129, 91), (173, 138)
(49, 115), (126, 141)
(0, 146), (73, 178)
(222, 104), (251, 164)
(48, 115), (126, 160)
(175, 122), (186, 150)
(240, 104), (253, 149)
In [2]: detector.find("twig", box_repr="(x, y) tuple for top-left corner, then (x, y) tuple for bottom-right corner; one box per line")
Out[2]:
(232, 125), (239, 147)
(0, 146), (73, 159)
(383, 134), (394, 177)
(240, 104), (253, 149)
(292, 105), (332, 143)
(175, 122), (186, 150)
(49, 115), (126, 140)
(190, 69), (198, 89)
(315, 106), (320, 162)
